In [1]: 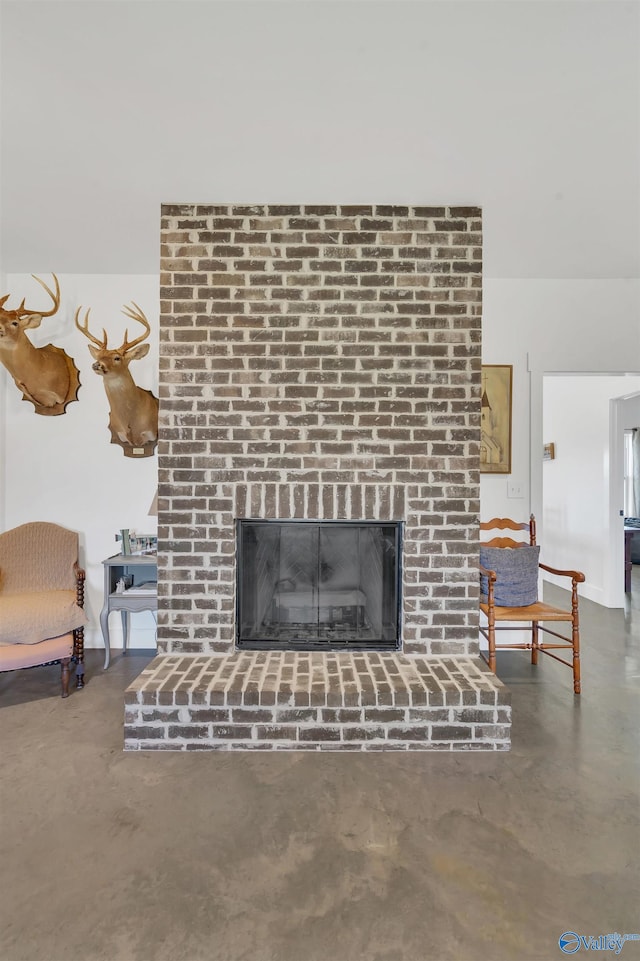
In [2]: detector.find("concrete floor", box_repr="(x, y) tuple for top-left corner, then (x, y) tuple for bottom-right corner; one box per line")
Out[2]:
(1, 580), (639, 961)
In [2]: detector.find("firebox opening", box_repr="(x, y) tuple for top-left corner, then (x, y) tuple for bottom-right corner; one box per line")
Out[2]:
(236, 520), (402, 651)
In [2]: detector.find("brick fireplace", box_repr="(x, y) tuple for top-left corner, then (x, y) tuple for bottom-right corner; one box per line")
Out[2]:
(124, 203), (511, 750)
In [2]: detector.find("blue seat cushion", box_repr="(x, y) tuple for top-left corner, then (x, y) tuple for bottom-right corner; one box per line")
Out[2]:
(479, 545), (540, 606)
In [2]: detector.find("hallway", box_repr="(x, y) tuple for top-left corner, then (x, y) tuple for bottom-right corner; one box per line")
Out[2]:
(1, 581), (638, 961)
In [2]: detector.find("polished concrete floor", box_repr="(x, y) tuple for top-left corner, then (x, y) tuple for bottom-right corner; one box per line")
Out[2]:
(1, 579), (639, 961)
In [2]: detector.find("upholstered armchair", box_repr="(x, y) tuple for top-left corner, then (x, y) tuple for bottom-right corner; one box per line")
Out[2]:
(0, 522), (87, 697)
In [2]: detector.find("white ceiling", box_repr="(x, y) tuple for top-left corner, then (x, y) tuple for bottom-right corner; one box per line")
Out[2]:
(1, 0), (639, 278)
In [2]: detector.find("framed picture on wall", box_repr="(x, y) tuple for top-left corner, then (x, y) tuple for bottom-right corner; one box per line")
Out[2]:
(480, 365), (513, 474)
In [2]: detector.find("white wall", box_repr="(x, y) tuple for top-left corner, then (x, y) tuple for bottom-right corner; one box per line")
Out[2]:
(2, 274), (159, 650)
(0, 5), (6, 534)
(620, 395), (640, 434)
(620, 396), (640, 431)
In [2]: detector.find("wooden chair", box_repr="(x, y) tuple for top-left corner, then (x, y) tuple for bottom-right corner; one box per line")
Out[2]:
(478, 515), (585, 694)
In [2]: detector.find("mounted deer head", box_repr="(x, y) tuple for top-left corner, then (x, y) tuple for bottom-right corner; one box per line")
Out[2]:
(0, 274), (80, 415)
(75, 302), (159, 457)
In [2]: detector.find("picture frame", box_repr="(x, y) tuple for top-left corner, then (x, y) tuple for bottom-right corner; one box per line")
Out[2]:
(543, 442), (556, 461)
(480, 365), (513, 474)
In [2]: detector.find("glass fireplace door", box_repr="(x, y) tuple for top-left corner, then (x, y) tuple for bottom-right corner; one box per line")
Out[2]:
(236, 520), (401, 650)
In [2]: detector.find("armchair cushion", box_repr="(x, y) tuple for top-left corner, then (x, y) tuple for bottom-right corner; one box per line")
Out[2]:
(0, 590), (86, 646)
(0, 633), (74, 671)
(480, 545), (540, 606)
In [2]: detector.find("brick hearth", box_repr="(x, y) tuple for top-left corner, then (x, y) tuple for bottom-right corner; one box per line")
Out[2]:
(125, 653), (510, 751)
(124, 202), (511, 751)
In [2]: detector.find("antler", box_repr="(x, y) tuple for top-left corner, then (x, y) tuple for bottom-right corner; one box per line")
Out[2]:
(119, 302), (151, 352)
(74, 306), (108, 349)
(0, 274), (60, 318)
(16, 274), (61, 317)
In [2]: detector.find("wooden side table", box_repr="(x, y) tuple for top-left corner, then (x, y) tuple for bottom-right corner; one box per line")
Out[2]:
(100, 553), (158, 669)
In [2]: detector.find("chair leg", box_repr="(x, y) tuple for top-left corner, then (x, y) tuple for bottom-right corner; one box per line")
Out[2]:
(74, 627), (85, 689)
(572, 620), (581, 695)
(487, 618), (497, 674)
(531, 621), (539, 664)
(60, 657), (71, 698)
(571, 579), (581, 695)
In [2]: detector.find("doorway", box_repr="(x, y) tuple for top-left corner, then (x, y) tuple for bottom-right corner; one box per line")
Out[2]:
(542, 374), (640, 609)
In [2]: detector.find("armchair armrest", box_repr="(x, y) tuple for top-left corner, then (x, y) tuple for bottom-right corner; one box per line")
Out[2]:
(478, 563), (496, 582)
(539, 562), (585, 583)
(74, 561), (86, 607)
(478, 563), (496, 607)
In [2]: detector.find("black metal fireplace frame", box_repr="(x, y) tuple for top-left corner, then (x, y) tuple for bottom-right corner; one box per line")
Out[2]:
(235, 519), (403, 652)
